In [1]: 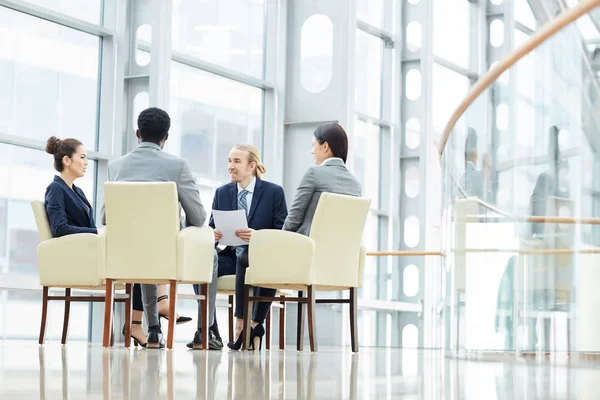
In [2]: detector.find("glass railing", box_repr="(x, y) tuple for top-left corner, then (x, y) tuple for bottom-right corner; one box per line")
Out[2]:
(439, 1), (600, 354)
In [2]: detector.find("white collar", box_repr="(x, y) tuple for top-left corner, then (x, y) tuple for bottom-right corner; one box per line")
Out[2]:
(320, 157), (343, 166)
(237, 176), (256, 194)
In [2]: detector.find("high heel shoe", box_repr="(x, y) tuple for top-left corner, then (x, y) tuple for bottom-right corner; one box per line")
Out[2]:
(249, 324), (265, 351)
(227, 329), (246, 350)
(122, 321), (147, 348)
(157, 295), (192, 325)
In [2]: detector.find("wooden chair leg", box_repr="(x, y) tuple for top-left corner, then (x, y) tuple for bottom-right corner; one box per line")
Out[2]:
(228, 295), (234, 343)
(350, 287), (358, 353)
(266, 309), (271, 351)
(297, 290), (305, 351)
(103, 279), (114, 348)
(124, 284), (133, 348)
(242, 284), (252, 350)
(39, 286), (49, 345)
(307, 285), (317, 352)
(167, 280), (177, 350)
(61, 288), (71, 345)
(279, 296), (286, 351)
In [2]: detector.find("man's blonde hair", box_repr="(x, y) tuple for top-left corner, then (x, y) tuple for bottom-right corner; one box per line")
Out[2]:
(234, 144), (267, 178)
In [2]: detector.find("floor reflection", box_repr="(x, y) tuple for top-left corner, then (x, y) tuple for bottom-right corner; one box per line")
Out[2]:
(4, 341), (600, 399)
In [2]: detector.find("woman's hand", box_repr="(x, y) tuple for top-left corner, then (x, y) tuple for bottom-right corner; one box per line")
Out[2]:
(235, 228), (255, 243)
(214, 229), (223, 242)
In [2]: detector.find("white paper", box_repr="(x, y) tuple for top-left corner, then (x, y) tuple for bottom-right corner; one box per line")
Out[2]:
(212, 210), (248, 246)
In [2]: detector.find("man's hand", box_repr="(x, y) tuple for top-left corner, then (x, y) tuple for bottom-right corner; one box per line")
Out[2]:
(235, 228), (255, 243)
(214, 229), (223, 242)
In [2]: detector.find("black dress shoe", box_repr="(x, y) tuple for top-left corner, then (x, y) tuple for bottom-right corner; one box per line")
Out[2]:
(249, 324), (265, 351)
(146, 331), (165, 349)
(209, 330), (223, 350)
(122, 321), (147, 348)
(187, 330), (223, 350)
(157, 294), (192, 325)
(227, 329), (246, 351)
(159, 314), (193, 325)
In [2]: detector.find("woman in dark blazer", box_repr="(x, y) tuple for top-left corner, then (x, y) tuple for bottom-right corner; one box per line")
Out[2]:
(44, 136), (97, 236)
(44, 137), (158, 344)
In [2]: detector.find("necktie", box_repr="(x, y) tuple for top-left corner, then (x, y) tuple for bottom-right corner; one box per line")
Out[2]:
(236, 190), (249, 257)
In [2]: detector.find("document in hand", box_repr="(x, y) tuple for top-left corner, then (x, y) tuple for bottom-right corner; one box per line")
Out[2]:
(212, 210), (248, 246)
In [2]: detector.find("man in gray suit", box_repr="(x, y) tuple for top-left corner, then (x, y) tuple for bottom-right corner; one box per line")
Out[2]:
(101, 107), (220, 349)
(284, 123), (362, 235)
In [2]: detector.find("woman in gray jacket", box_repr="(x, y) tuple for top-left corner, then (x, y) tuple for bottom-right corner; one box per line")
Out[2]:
(284, 123), (362, 235)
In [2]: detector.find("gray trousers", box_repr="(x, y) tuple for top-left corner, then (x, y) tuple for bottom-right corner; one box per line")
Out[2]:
(140, 283), (159, 327)
(193, 250), (219, 330)
(141, 250), (219, 330)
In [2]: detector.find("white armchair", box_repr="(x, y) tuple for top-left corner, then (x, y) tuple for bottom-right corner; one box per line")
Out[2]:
(102, 182), (215, 349)
(245, 192), (371, 352)
(31, 200), (132, 346)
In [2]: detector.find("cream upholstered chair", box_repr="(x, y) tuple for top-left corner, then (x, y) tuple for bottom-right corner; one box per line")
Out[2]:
(31, 200), (132, 346)
(103, 182), (215, 349)
(244, 192), (371, 352)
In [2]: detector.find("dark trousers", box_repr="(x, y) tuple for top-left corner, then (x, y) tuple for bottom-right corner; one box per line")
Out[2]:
(216, 247), (275, 325)
(133, 283), (143, 312)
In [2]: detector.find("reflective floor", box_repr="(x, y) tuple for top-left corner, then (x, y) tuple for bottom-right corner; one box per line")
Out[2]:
(2, 341), (600, 399)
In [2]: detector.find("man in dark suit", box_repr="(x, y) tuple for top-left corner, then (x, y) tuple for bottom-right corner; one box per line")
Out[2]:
(199, 144), (287, 349)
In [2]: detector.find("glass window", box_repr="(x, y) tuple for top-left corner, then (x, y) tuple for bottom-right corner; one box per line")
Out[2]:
(356, 0), (383, 28)
(515, 30), (535, 100)
(0, 7), (101, 149)
(515, 0), (537, 31)
(432, 63), (469, 137)
(355, 30), (383, 117)
(300, 14), (333, 94)
(0, 200), (5, 257)
(21, 0), (102, 25)
(359, 213), (379, 300)
(353, 120), (380, 208)
(433, 0), (470, 68)
(171, 0), (266, 78)
(575, 14), (600, 41)
(169, 61), (263, 206)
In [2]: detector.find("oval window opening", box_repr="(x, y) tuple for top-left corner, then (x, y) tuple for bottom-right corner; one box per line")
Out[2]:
(136, 24), (152, 66)
(301, 14), (333, 93)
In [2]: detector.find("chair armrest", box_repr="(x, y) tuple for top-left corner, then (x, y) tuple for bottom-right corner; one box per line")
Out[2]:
(357, 245), (366, 288)
(37, 233), (104, 287)
(177, 226), (215, 283)
(247, 230), (315, 286)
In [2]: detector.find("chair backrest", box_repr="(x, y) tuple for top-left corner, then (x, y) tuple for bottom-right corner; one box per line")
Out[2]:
(104, 182), (180, 280)
(31, 200), (53, 242)
(309, 193), (371, 288)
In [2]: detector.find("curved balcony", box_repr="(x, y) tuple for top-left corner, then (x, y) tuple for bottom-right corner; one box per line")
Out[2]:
(439, 0), (600, 355)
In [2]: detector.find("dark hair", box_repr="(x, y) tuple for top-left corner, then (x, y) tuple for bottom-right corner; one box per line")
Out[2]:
(137, 107), (170, 143)
(45, 136), (83, 172)
(313, 123), (349, 163)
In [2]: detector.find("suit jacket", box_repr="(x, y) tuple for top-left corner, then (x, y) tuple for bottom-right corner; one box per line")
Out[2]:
(209, 178), (287, 251)
(283, 158), (362, 236)
(45, 175), (97, 237)
(101, 142), (207, 227)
